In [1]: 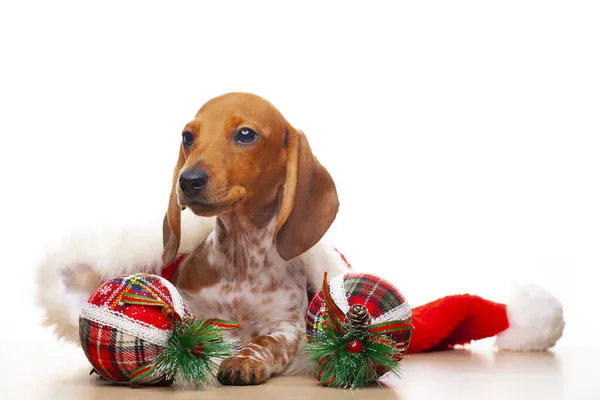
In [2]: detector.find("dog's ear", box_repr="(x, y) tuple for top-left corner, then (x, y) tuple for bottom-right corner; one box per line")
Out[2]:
(275, 127), (339, 260)
(162, 147), (185, 265)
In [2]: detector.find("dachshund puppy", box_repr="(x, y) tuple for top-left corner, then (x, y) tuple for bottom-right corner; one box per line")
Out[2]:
(37, 92), (349, 385)
(162, 92), (339, 384)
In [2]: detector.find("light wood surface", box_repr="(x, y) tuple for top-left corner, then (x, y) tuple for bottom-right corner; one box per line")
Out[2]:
(1, 342), (597, 399)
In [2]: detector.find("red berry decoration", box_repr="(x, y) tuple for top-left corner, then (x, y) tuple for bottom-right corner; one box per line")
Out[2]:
(305, 272), (414, 389)
(346, 340), (363, 353)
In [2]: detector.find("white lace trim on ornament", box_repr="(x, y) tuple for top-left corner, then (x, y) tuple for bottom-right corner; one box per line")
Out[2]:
(329, 274), (350, 313)
(159, 276), (185, 316)
(80, 303), (171, 347)
(372, 302), (412, 324)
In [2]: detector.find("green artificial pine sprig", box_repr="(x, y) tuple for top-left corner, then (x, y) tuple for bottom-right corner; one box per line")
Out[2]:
(155, 318), (239, 389)
(304, 319), (404, 389)
(129, 317), (239, 389)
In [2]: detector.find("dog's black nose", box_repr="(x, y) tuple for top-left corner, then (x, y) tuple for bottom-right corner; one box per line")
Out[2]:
(179, 169), (208, 196)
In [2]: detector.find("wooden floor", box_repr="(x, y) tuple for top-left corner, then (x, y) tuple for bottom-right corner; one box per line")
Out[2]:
(1, 342), (597, 400)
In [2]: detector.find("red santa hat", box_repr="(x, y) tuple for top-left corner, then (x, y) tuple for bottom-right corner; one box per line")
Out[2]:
(408, 283), (565, 353)
(35, 210), (565, 355)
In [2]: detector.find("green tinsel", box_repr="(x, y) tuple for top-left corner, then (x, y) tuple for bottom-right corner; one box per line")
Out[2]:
(305, 322), (405, 389)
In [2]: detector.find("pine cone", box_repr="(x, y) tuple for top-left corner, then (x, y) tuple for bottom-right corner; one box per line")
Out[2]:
(346, 304), (370, 333)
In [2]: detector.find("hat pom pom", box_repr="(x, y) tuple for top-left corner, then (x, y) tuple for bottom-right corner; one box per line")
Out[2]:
(495, 283), (565, 351)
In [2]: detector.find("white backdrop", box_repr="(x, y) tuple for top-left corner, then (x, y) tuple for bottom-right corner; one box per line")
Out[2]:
(1, 1), (598, 347)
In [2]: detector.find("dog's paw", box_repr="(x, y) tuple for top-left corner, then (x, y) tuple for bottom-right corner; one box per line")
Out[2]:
(217, 355), (270, 385)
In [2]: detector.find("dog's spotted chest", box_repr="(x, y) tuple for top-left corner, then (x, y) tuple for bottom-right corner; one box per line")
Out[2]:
(176, 216), (308, 346)
(183, 264), (307, 345)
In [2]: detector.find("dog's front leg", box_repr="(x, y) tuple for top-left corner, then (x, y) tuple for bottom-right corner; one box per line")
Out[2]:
(217, 321), (303, 385)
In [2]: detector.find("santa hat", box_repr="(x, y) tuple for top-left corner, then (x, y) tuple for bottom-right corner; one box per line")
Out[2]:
(408, 283), (565, 353)
(35, 211), (565, 354)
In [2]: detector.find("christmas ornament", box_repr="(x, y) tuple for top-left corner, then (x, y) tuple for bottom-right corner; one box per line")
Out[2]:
(79, 273), (239, 388)
(305, 272), (414, 389)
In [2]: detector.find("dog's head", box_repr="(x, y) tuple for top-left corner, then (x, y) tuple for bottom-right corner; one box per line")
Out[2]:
(162, 92), (339, 264)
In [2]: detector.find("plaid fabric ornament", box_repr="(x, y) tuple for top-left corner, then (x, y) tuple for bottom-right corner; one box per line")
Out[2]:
(79, 273), (239, 388)
(305, 272), (413, 388)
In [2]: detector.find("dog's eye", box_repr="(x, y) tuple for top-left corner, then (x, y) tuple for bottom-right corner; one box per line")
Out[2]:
(234, 128), (258, 145)
(182, 131), (194, 147)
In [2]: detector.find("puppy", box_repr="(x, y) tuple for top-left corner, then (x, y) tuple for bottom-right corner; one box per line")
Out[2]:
(36, 92), (350, 385)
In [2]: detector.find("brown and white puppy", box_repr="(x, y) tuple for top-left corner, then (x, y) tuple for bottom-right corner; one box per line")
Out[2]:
(36, 92), (350, 385)
(163, 92), (339, 384)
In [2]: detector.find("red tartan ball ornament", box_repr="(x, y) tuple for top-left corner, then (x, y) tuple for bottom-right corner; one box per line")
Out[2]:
(79, 273), (187, 385)
(306, 273), (413, 385)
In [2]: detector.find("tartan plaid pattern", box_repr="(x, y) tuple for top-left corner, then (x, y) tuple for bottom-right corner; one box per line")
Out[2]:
(79, 318), (164, 384)
(79, 273), (187, 384)
(306, 273), (412, 361)
(87, 273), (181, 330)
(306, 294), (327, 338)
(342, 273), (406, 319)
